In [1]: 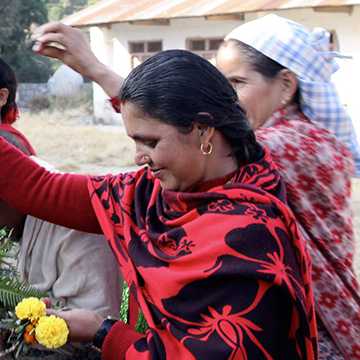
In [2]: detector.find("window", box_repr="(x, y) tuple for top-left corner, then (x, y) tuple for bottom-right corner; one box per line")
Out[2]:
(129, 40), (163, 68)
(329, 30), (339, 51)
(187, 38), (223, 63)
(209, 39), (223, 51)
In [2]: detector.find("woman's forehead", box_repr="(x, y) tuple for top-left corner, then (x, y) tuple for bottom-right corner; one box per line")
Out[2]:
(217, 49), (252, 76)
(122, 102), (171, 138)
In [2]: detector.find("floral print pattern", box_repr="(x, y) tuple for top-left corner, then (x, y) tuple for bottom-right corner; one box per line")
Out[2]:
(88, 151), (317, 359)
(256, 105), (360, 359)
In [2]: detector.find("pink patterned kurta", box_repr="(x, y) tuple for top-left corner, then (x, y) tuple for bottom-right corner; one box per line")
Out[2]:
(256, 105), (360, 359)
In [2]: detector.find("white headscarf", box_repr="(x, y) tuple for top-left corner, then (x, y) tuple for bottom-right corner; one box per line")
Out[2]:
(225, 14), (360, 176)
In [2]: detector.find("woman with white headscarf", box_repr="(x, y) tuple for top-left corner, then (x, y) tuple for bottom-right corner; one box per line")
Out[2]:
(217, 14), (360, 359)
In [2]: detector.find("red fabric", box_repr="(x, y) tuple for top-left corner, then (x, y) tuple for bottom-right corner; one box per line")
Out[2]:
(1, 104), (19, 124)
(102, 321), (142, 360)
(110, 97), (121, 113)
(89, 150), (317, 359)
(0, 137), (100, 233)
(0, 124), (36, 155)
(0, 135), (318, 358)
(256, 105), (360, 359)
(128, 292), (140, 329)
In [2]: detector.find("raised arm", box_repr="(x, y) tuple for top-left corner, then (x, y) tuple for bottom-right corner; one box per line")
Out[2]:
(32, 22), (123, 98)
(0, 137), (101, 233)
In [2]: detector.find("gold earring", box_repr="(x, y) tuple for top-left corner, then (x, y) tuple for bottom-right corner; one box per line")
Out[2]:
(200, 143), (213, 155)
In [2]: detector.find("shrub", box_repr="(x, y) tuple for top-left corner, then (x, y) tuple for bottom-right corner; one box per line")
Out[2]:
(28, 96), (51, 112)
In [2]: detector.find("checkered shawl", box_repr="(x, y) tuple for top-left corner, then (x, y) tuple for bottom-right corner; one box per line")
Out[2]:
(225, 14), (360, 176)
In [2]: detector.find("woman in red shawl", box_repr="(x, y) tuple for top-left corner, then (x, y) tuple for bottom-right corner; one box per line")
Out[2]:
(0, 58), (35, 154)
(0, 23), (317, 359)
(0, 57), (36, 236)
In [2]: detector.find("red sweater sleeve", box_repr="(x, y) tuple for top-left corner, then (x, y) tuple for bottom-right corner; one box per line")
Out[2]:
(0, 137), (101, 233)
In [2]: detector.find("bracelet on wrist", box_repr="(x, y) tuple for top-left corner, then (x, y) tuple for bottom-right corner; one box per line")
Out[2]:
(92, 317), (118, 349)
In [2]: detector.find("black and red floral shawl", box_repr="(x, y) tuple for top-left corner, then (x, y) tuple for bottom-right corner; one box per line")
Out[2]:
(88, 150), (317, 359)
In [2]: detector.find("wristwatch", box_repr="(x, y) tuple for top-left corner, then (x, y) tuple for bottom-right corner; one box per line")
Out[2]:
(92, 317), (118, 349)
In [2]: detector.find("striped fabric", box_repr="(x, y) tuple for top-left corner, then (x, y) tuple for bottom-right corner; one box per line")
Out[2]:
(225, 14), (360, 176)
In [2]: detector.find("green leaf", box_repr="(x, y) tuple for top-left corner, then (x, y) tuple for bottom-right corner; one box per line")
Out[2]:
(0, 276), (47, 310)
(0, 228), (47, 310)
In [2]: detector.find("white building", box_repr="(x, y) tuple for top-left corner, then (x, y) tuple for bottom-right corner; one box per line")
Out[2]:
(64, 0), (360, 139)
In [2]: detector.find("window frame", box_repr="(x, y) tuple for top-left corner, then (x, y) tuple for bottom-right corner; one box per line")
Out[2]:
(186, 37), (224, 60)
(128, 40), (163, 68)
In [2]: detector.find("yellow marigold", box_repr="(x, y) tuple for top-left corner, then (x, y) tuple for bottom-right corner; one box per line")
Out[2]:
(35, 315), (69, 349)
(15, 297), (46, 322)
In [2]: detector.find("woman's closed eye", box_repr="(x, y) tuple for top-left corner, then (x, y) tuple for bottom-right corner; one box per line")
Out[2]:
(143, 139), (158, 148)
(229, 77), (247, 89)
(131, 135), (159, 149)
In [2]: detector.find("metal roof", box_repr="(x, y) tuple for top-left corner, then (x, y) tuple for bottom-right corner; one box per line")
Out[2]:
(63, 0), (360, 27)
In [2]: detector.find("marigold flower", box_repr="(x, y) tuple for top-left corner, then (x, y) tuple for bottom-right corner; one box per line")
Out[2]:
(35, 315), (69, 349)
(23, 324), (37, 345)
(15, 297), (46, 322)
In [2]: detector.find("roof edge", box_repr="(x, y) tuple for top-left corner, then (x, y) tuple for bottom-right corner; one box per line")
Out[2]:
(63, 3), (359, 28)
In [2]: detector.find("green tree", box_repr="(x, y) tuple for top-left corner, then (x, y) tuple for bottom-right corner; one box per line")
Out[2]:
(48, 0), (99, 21)
(0, 0), (99, 82)
(0, 0), (52, 83)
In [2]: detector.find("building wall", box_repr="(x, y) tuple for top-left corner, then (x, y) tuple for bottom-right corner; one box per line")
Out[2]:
(89, 17), (243, 123)
(89, 5), (360, 137)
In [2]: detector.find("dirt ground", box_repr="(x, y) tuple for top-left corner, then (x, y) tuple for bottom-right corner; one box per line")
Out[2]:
(15, 111), (360, 279)
(15, 110), (135, 174)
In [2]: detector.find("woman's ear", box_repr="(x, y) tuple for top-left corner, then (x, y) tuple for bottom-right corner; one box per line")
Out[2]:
(279, 70), (298, 104)
(196, 124), (215, 145)
(194, 113), (215, 144)
(0, 88), (9, 108)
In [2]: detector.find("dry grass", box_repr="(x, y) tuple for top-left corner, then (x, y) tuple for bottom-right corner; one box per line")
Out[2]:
(15, 108), (135, 174)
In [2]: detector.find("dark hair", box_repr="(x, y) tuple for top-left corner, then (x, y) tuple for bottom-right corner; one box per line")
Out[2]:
(120, 49), (262, 165)
(221, 40), (300, 104)
(0, 58), (18, 122)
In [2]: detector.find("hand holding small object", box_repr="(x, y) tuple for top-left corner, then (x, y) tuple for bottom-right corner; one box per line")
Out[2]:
(31, 22), (99, 80)
(31, 22), (123, 97)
